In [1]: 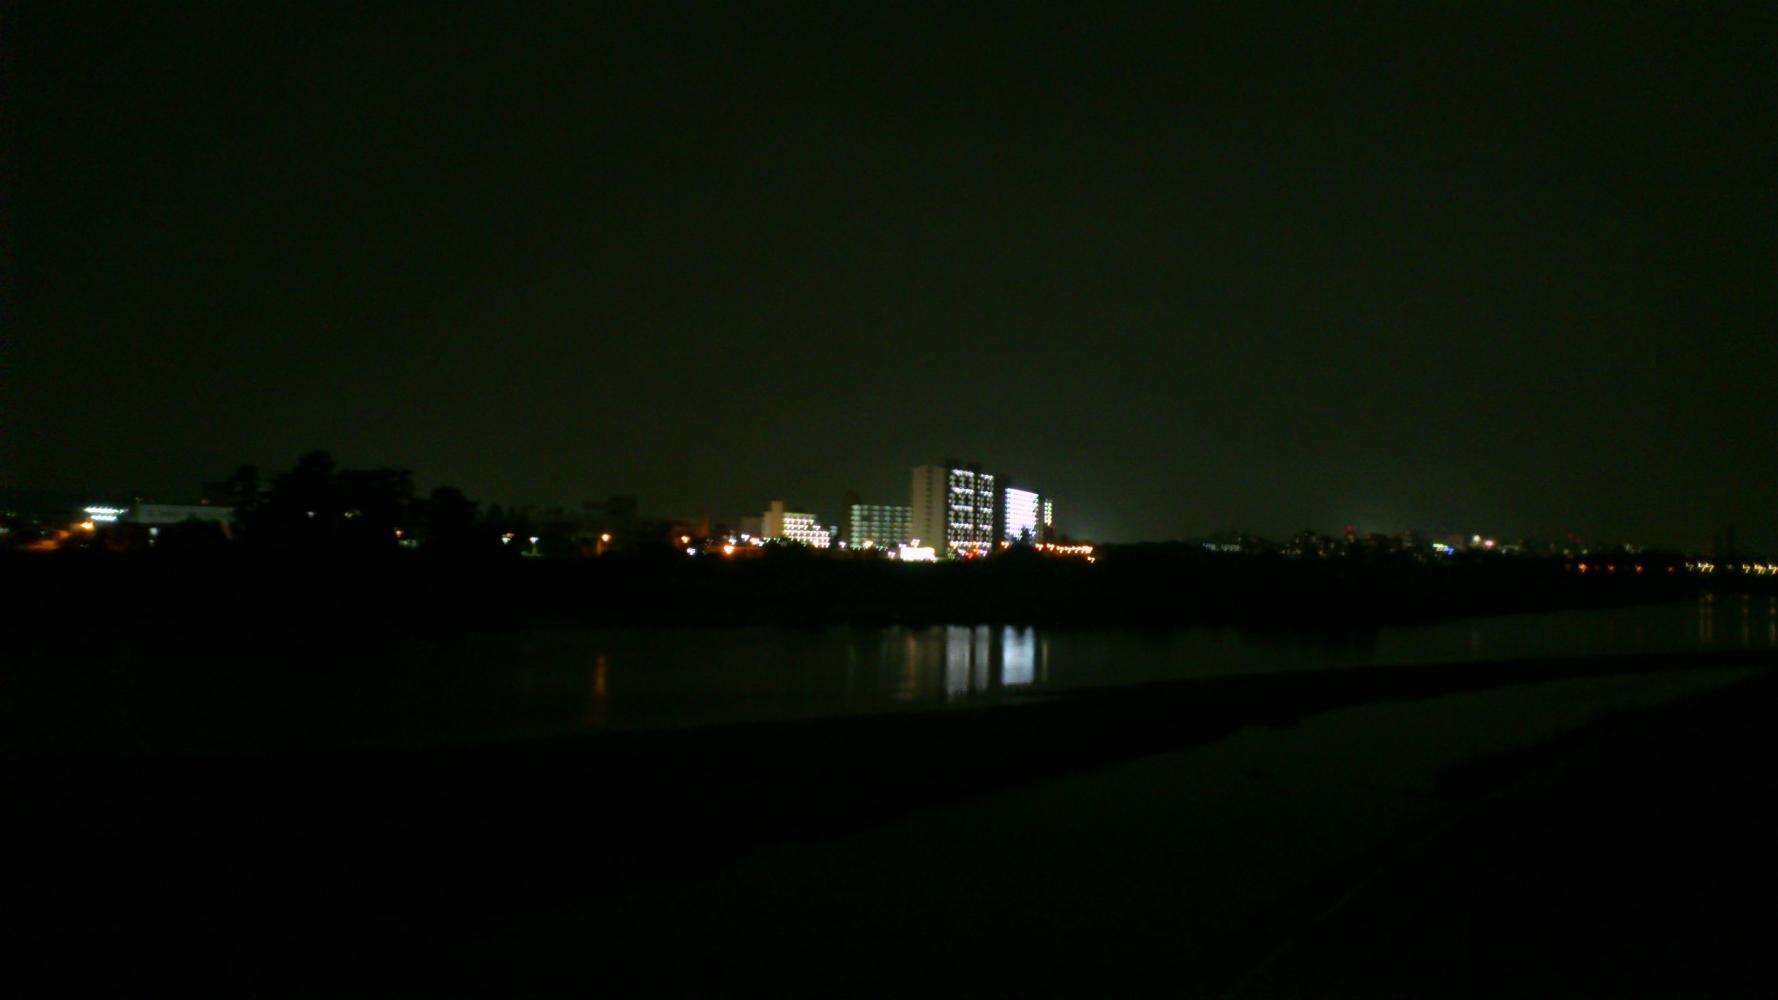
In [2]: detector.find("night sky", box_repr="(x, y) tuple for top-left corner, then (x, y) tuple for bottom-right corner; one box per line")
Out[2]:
(7, 2), (1775, 548)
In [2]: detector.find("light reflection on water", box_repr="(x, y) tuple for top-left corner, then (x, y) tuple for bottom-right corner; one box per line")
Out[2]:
(553, 596), (1778, 736)
(889, 627), (1039, 701)
(21, 596), (1771, 757)
(928, 626), (1040, 699)
(1004, 627), (1036, 687)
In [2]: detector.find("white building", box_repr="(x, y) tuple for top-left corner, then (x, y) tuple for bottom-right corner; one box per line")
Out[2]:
(1002, 487), (1041, 544)
(762, 499), (831, 548)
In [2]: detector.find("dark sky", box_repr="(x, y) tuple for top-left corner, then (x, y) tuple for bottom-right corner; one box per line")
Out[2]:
(6, 2), (1775, 547)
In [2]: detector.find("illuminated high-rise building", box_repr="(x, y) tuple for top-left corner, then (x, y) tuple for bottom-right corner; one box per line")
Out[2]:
(1002, 487), (1041, 544)
(911, 462), (996, 557)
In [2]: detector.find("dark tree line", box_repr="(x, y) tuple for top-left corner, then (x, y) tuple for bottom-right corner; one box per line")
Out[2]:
(206, 451), (503, 557)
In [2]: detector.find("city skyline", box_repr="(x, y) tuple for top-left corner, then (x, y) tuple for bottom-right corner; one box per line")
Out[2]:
(3, 444), (1764, 555)
(6, 5), (1774, 551)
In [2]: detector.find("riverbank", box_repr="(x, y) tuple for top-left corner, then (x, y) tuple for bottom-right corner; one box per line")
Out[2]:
(4, 648), (1775, 993)
(1227, 661), (1778, 996)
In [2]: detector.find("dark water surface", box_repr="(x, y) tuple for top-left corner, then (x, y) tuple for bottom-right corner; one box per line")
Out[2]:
(420, 594), (1777, 733)
(7, 595), (1775, 757)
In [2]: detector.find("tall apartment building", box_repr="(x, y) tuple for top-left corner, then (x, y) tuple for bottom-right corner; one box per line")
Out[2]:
(1001, 486), (1042, 544)
(996, 485), (1059, 543)
(910, 461), (996, 557)
(910, 466), (945, 549)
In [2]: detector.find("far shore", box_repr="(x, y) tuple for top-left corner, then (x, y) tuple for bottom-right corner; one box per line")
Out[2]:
(2, 544), (1735, 645)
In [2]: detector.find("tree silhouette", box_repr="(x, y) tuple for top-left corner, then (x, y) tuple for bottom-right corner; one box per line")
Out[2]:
(422, 485), (486, 555)
(338, 467), (415, 549)
(203, 464), (263, 517)
(201, 452), (494, 559)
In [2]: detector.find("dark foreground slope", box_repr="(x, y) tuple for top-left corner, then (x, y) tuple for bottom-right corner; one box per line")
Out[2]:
(3, 648), (1775, 994)
(1230, 662), (1778, 997)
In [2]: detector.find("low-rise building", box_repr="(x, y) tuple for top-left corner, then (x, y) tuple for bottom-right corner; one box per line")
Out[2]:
(131, 503), (234, 526)
(847, 504), (911, 549)
(762, 499), (831, 548)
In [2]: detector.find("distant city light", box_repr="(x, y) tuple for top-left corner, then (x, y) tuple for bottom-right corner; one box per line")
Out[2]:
(1034, 542), (1094, 558)
(721, 543), (735, 556)
(599, 533), (612, 543)
(898, 545), (938, 562)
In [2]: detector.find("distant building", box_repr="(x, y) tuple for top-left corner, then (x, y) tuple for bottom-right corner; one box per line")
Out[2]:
(762, 499), (831, 548)
(131, 503), (233, 526)
(1001, 487), (1041, 544)
(991, 478), (1055, 545)
(910, 466), (946, 549)
(782, 514), (831, 548)
(848, 504), (911, 549)
(911, 462), (996, 557)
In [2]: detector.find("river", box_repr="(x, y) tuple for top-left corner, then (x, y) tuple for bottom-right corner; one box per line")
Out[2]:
(388, 593), (1778, 740)
(6, 594), (1774, 757)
